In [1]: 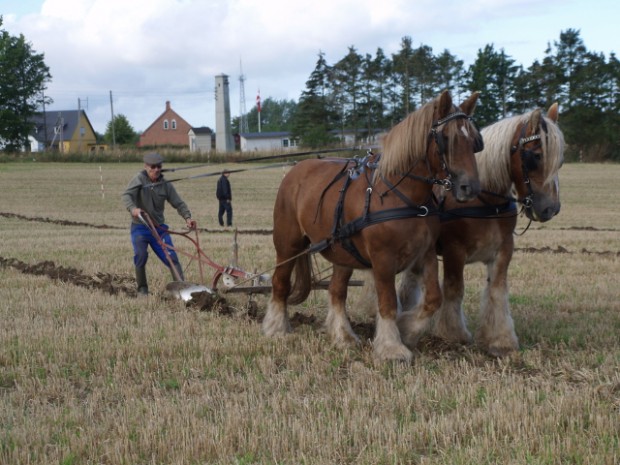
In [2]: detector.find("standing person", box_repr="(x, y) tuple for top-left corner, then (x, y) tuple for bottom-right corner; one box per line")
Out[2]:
(216, 169), (233, 227)
(121, 153), (197, 296)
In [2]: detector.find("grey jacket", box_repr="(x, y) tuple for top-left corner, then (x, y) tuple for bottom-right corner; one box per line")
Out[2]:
(121, 170), (191, 225)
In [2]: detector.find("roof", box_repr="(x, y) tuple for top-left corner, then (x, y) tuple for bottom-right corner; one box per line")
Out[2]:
(240, 131), (291, 140)
(29, 110), (95, 144)
(190, 126), (213, 135)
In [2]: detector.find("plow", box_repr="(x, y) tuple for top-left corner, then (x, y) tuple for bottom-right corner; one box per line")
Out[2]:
(137, 212), (363, 304)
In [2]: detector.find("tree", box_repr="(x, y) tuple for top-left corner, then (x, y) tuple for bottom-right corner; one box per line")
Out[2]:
(104, 114), (138, 146)
(233, 97), (297, 134)
(466, 45), (518, 126)
(291, 51), (338, 147)
(331, 46), (364, 137)
(391, 36), (416, 117)
(411, 44), (436, 104)
(435, 49), (465, 101)
(0, 17), (52, 151)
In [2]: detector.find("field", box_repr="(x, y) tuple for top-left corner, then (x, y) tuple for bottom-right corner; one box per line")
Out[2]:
(0, 160), (618, 465)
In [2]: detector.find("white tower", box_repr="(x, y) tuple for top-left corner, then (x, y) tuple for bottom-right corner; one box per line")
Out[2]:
(215, 74), (234, 153)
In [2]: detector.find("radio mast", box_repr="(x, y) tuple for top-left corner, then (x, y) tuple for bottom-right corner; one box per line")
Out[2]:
(239, 60), (248, 134)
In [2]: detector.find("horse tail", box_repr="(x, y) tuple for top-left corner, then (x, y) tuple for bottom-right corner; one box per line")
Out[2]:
(287, 254), (312, 305)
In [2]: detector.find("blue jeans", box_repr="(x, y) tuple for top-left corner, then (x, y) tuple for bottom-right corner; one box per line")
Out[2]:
(130, 223), (179, 268)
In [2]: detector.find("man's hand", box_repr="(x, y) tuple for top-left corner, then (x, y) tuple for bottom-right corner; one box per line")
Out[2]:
(131, 208), (142, 219)
(186, 218), (197, 230)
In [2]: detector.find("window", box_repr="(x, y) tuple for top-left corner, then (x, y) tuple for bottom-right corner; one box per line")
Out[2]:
(163, 119), (169, 130)
(282, 139), (289, 148)
(171, 119), (177, 130)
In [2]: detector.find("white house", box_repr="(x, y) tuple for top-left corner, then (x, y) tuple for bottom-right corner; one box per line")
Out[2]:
(188, 126), (213, 153)
(239, 132), (299, 152)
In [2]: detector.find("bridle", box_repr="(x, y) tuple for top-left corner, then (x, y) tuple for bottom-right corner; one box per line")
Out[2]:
(429, 111), (483, 191)
(510, 117), (548, 211)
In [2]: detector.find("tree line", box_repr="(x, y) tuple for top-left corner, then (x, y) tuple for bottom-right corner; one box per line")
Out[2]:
(238, 29), (619, 162)
(1, 16), (618, 161)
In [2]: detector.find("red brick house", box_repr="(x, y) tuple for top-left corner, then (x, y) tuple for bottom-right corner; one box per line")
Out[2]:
(137, 101), (192, 147)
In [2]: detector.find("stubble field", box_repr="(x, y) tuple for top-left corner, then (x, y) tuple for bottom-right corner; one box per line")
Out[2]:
(0, 160), (618, 465)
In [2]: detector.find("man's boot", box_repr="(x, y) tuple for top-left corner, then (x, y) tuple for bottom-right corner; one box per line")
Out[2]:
(135, 266), (149, 296)
(171, 262), (185, 282)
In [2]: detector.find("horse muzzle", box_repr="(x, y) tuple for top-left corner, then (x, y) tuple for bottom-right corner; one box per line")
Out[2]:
(526, 197), (561, 222)
(453, 177), (481, 202)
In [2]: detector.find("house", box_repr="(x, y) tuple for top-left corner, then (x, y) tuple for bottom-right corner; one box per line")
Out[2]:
(188, 126), (213, 153)
(330, 128), (382, 146)
(138, 101), (193, 148)
(239, 131), (299, 152)
(29, 110), (98, 153)
(238, 129), (381, 153)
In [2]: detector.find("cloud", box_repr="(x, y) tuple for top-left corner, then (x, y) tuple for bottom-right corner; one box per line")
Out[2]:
(2, 0), (615, 133)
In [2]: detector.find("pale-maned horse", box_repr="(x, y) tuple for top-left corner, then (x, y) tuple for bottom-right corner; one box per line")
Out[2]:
(360, 104), (564, 356)
(262, 90), (483, 362)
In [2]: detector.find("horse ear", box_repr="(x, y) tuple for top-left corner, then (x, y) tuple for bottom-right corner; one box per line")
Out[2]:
(547, 102), (559, 122)
(529, 108), (542, 133)
(437, 90), (453, 118)
(460, 91), (481, 116)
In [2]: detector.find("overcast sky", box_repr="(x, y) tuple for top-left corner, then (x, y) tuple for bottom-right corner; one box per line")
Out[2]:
(1, 0), (617, 134)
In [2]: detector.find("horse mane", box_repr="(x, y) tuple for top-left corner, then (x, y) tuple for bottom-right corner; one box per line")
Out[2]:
(477, 110), (565, 193)
(377, 98), (436, 177)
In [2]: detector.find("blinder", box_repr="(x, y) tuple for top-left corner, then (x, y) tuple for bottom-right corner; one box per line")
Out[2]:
(431, 112), (484, 156)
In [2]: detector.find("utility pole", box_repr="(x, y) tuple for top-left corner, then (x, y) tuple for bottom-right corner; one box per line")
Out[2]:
(78, 98), (82, 152)
(257, 89), (261, 133)
(109, 90), (116, 149)
(42, 89), (48, 151)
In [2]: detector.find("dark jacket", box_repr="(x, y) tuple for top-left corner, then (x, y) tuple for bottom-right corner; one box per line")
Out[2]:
(216, 175), (232, 201)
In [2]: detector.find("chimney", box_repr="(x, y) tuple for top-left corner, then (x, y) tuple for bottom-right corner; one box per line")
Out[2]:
(166, 101), (171, 111)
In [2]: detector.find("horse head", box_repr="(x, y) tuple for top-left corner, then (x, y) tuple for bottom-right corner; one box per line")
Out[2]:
(428, 90), (482, 202)
(509, 103), (564, 222)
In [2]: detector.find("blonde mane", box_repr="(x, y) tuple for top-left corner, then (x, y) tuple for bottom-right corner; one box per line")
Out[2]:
(377, 99), (436, 177)
(477, 111), (565, 193)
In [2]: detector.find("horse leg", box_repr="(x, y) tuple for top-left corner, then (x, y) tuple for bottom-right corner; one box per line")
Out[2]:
(357, 265), (423, 323)
(372, 267), (413, 362)
(262, 257), (296, 337)
(432, 251), (472, 344)
(476, 242), (519, 356)
(397, 267), (424, 313)
(325, 265), (360, 347)
(397, 249), (442, 348)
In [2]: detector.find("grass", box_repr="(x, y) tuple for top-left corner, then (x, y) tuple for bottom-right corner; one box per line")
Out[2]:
(0, 161), (619, 464)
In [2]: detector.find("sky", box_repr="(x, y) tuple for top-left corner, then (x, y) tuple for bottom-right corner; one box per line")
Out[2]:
(1, 0), (617, 134)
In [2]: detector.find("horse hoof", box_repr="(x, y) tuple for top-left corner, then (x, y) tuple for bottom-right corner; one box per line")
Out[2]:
(487, 344), (518, 358)
(261, 318), (292, 337)
(332, 331), (361, 348)
(373, 343), (413, 363)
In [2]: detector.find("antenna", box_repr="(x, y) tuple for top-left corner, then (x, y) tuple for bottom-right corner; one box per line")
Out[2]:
(239, 59), (248, 134)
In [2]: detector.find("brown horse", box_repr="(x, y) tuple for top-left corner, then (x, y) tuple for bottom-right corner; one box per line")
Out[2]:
(361, 104), (564, 357)
(262, 90), (482, 362)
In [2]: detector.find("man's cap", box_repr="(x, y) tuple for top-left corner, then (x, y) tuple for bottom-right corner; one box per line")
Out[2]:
(144, 152), (164, 165)
(223, 169), (230, 174)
